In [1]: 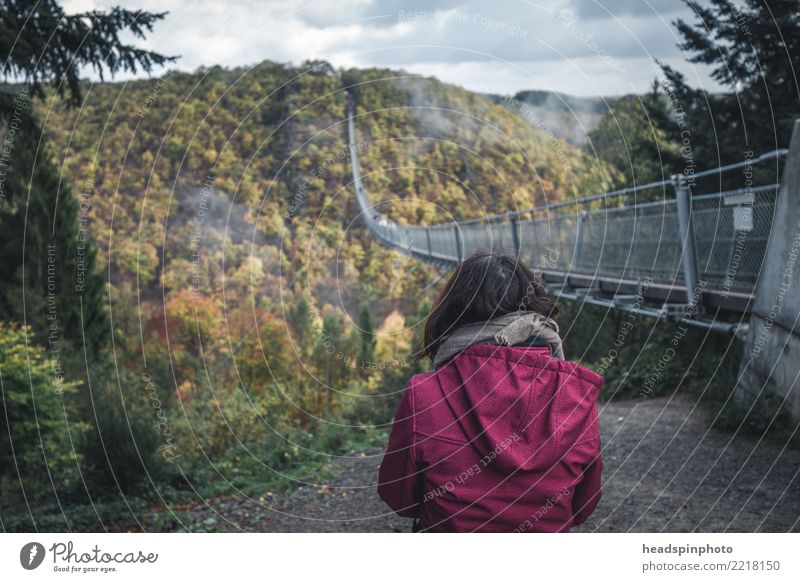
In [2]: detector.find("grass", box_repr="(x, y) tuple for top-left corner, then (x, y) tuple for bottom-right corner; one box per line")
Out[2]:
(2, 427), (390, 532)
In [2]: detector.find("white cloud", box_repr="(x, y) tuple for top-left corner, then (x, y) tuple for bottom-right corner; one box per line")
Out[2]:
(387, 56), (718, 97)
(70, 0), (722, 96)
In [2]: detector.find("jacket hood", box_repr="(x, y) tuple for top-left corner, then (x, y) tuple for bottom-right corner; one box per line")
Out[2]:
(434, 343), (603, 473)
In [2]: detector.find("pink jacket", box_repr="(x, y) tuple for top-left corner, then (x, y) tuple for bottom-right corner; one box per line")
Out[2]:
(378, 343), (604, 532)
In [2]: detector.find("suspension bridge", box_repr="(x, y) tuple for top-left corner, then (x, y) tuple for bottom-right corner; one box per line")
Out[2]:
(345, 91), (792, 338)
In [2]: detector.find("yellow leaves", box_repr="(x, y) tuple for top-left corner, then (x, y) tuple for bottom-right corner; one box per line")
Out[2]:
(509, 186), (536, 212)
(165, 288), (224, 343)
(229, 255), (265, 290)
(202, 148), (219, 166)
(374, 310), (412, 365)
(177, 379), (195, 400)
(252, 202), (284, 238)
(160, 257), (195, 293)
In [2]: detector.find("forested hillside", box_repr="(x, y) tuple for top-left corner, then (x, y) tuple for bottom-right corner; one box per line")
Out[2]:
(45, 60), (611, 314)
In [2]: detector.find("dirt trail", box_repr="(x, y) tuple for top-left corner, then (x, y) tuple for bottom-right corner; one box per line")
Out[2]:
(147, 396), (800, 532)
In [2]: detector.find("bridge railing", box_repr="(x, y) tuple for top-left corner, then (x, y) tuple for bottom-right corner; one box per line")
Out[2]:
(346, 93), (788, 311)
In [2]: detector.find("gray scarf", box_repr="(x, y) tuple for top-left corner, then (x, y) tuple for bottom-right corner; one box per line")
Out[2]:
(432, 311), (564, 369)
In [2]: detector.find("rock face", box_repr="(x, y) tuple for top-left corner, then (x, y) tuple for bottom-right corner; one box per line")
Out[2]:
(737, 120), (800, 428)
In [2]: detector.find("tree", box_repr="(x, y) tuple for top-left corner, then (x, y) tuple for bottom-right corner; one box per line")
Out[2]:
(0, 1), (176, 105)
(0, 92), (109, 355)
(0, 323), (84, 498)
(287, 295), (315, 358)
(357, 301), (376, 374)
(319, 313), (344, 410)
(585, 84), (681, 192)
(407, 297), (432, 373)
(659, 0), (800, 162)
(374, 310), (411, 367)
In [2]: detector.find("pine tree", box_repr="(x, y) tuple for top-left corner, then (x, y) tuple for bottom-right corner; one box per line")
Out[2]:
(0, 93), (108, 355)
(0, 1), (175, 105)
(320, 313), (344, 410)
(287, 296), (315, 357)
(357, 301), (376, 374)
(659, 0), (800, 162)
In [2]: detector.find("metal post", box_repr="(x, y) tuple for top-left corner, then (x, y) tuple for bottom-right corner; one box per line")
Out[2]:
(570, 209), (588, 271)
(508, 211), (520, 256)
(673, 174), (702, 308)
(453, 224), (462, 262)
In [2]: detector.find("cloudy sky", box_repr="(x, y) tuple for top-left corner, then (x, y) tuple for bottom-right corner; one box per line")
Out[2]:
(62, 0), (724, 96)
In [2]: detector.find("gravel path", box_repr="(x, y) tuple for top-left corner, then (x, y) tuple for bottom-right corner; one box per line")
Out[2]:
(576, 396), (800, 532)
(145, 396), (800, 532)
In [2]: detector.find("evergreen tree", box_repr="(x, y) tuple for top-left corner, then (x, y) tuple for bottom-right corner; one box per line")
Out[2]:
(287, 296), (315, 357)
(0, 1), (175, 105)
(357, 301), (376, 373)
(659, 0), (800, 163)
(0, 92), (108, 355)
(408, 297), (432, 374)
(319, 313), (344, 410)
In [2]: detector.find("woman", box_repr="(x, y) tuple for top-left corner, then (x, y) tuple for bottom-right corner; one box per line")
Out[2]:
(377, 251), (603, 532)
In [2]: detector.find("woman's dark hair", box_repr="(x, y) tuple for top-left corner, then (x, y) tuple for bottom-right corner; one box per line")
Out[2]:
(417, 250), (558, 361)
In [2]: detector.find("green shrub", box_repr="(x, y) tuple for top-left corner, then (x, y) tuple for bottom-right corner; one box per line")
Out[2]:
(0, 323), (85, 500)
(79, 364), (170, 496)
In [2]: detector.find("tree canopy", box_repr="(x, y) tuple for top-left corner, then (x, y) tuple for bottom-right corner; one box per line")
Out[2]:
(660, 0), (800, 161)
